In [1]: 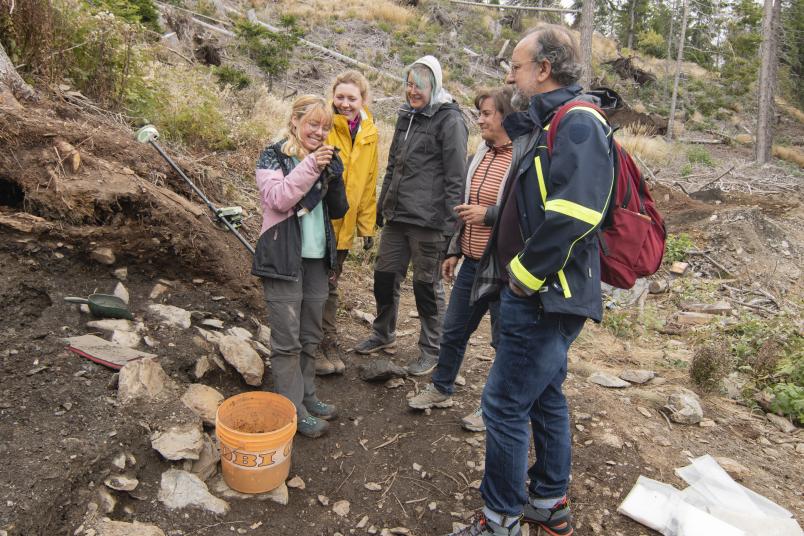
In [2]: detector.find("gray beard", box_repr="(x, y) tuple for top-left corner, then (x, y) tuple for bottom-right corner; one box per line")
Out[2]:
(511, 88), (530, 111)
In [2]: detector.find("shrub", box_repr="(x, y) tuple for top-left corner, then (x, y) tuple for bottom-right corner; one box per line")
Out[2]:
(636, 30), (665, 58)
(687, 146), (714, 167)
(234, 19), (301, 90)
(664, 233), (695, 263)
(768, 383), (804, 424)
(213, 65), (251, 90)
(690, 341), (733, 391)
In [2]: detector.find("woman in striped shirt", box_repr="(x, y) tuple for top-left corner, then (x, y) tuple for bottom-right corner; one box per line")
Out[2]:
(408, 86), (514, 432)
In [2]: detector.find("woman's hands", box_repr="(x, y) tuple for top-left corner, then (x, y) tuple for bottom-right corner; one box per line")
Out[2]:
(455, 204), (487, 226)
(313, 145), (335, 171)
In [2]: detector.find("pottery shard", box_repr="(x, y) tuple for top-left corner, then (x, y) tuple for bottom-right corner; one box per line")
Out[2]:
(181, 384), (224, 426)
(118, 358), (177, 404)
(151, 423), (204, 461)
(158, 469), (229, 515)
(94, 520), (165, 536)
(218, 335), (264, 386)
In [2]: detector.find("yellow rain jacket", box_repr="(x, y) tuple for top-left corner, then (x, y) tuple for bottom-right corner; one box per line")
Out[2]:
(326, 108), (379, 250)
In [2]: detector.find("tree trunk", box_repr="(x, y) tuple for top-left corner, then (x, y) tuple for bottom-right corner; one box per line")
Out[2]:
(0, 41), (36, 106)
(755, 0), (778, 163)
(579, 0), (596, 89)
(627, 0), (636, 50)
(664, 0), (677, 100)
(666, 0), (689, 141)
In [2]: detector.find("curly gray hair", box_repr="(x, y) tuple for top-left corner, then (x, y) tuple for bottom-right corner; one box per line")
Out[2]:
(527, 23), (581, 87)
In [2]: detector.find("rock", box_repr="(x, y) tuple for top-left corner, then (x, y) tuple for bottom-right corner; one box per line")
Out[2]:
(351, 309), (376, 325)
(151, 423), (204, 460)
(182, 433), (220, 482)
(358, 359), (408, 382)
(97, 487), (117, 514)
(94, 520), (165, 536)
(111, 452), (127, 470)
(111, 330), (141, 349)
(252, 340), (271, 358)
(113, 282), (130, 305)
(90, 247), (116, 265)
(412, 463), (422, 471)
(103, 474), (139, 491)
(618, 369), (655, 384)
(766, 413), (797, 434)
(699, 418), (716, 427)
(287, 475), (305, 489)
(210, 476), (288, 504)
(428, 501), (437, 511)
(143, 336), (157, 348)
(796, 443), (804, 454)
(201, 318), (224, 329)
(218, 335), (264, 386)
(86, 319), (137, 333)
(118, 358), (176, 404)
(158, 469), (229, 515)
(599, 432), (624, 449)
(357, 516), (369, 529)
(332, 499), (350, 517)
(674, 312), (715, 325)
(588, 371), (630, 388)
(384, 377), (405, 389)
(148, 304), (191, 329)
(681, 301), (732, 315)
(181, 384), (224, 426)
(149, 283), (169, 300)
(669, 261), (688, 275)
(637, 406), (652, 418)
(648, 279), (669, 294)
(256, 323), (272, 346)
(715, 457), (750, 481)
(80, 304), (91, 314)
(193, 355), (213, 380)
(113, 267), (128, 281)
(195, 327), (223, 345)
(364, 482), (382, 491)
(665, 390), (704, 424)
(226, 326), (253, 340)
(318, 494), (330, 506)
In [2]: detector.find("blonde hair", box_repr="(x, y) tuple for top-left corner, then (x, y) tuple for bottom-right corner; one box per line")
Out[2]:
(282, 95), (333, 159)
(331, 70), (371, 105)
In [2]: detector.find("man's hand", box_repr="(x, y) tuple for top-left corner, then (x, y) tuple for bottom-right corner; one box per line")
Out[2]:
(313, 145), (335, 171)
(363, 236), (374, 251)
(442, 257), (459, 283)
(509, 280), (527, 297)
(455, 204), (487, 226)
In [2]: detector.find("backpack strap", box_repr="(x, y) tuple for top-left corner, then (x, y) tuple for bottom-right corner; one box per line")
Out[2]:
(545, 100), (610, 155)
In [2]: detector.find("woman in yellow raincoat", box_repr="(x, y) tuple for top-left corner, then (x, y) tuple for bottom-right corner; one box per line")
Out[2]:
(317, 70), (379, 375)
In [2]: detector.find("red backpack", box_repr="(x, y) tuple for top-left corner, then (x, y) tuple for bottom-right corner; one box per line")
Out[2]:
(547, 100), (666, 289)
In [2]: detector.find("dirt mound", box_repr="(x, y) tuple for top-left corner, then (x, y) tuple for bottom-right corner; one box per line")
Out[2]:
(0, 99), (259, 302)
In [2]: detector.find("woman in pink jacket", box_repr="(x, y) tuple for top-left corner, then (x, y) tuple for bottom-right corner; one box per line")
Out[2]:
(252, 95), (349, 438)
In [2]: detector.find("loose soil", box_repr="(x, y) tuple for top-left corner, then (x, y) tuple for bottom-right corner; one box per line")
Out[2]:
(1, 98), (802, 536)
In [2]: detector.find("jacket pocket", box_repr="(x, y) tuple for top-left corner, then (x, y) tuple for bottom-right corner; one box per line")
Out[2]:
(252, 217), (301, 280)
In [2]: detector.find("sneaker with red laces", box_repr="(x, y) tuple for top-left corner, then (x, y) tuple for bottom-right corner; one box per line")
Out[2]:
(522, 496), (573, 536)
(442, 512), (521, 536)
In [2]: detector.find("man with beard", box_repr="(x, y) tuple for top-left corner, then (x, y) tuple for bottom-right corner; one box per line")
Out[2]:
(444, 24), (615, 536)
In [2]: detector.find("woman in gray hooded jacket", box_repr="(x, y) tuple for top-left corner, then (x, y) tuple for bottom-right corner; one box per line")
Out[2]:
(354, 55), (468, 376)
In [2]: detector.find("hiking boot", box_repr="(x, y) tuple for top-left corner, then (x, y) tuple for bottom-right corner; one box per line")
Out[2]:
(443, 512), (521, 535)
(305, 399), (337, 421)
(408, 383), (454, 410)
(461, 406), (485, 432)
(315, 352), (336, 376)
(522, 496), (573, 536)
(322, 339), (346, 374)
(354, 336), (396, 355)
(296, 415), (329, 438)
(406, 355), (438, 376)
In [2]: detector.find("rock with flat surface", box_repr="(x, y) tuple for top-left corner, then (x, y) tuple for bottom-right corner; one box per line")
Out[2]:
(181, 384), (223, 426)
(94, 520), (165, 536)
(618, 369), (655, 384)
(766, 413), (797, 433)
(201, 318), (224, 329)
(226, 326), (253, 340)
(332, 500), (350, 517)
(287, 475), (305, 489)
(182, 433), (220, 482)
(218, 335), (264, 386)
(90, 247), (116, 265)
(151, 423), (204, 460)
(359, 359), (408, 382)
(148, 304), (191, 329)
(211, 476), (288, 504)
(113, 282), (130, 305)
(86, 319), (137, 333)
(193, 355), (213, 380)
(256, 322), (272, 346)
(118, 358), (176, 404)
(149, 283), (169, 300)
(715, 457), (750, 481)
(158, 469), (229, 514)
(111, 330), (141, 349)
(113, 267), (128, 281)
(103, 474), (139, 491)
(674, 312), (716, 325)
(588, 371), (630, 388)
(665, 390), (704, 424)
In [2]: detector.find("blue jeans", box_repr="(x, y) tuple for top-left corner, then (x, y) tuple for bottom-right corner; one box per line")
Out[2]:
(480, 286), (586, 515)
(432, 259), (500, 395)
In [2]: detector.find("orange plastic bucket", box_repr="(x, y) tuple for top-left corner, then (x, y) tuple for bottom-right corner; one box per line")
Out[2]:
(215, 392), (297, 493)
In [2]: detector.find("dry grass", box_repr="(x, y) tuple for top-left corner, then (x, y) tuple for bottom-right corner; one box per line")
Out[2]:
(634, 55), (710, 81)
(617, 124), (673, 167)
(272, 0), (414, 24)
(773, 145), (804, 168)
(776, 97), (804, 125)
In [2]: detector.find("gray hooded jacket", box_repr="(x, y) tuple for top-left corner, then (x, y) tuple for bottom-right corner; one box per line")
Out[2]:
(377, 56), (468, 233)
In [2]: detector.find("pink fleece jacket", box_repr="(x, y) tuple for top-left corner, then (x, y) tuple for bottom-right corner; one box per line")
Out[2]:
(256, 153), (321, 235)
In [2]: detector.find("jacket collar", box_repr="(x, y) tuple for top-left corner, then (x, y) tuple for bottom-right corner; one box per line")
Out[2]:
(503, 84), (583, 139)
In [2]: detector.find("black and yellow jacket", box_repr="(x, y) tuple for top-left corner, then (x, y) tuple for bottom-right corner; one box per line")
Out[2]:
(470, 84), (615, 321)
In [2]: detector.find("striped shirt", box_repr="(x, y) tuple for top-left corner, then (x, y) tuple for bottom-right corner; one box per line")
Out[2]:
(460, 142), (513, 260)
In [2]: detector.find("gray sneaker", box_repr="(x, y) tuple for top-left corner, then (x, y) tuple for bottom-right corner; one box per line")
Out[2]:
(354, 336), (396, 355)
(443, 512), (521, 535)
(522, 496), (573, 535)
(408, 383), (454, 409)
(461, 406), (485, 432)
(406, 355), (438, 376)
(296, 415), (329, 438)
(305, 399), (337, 421)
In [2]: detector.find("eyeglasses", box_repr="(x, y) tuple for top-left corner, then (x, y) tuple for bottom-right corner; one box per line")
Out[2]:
(510, 60), (538, 74)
